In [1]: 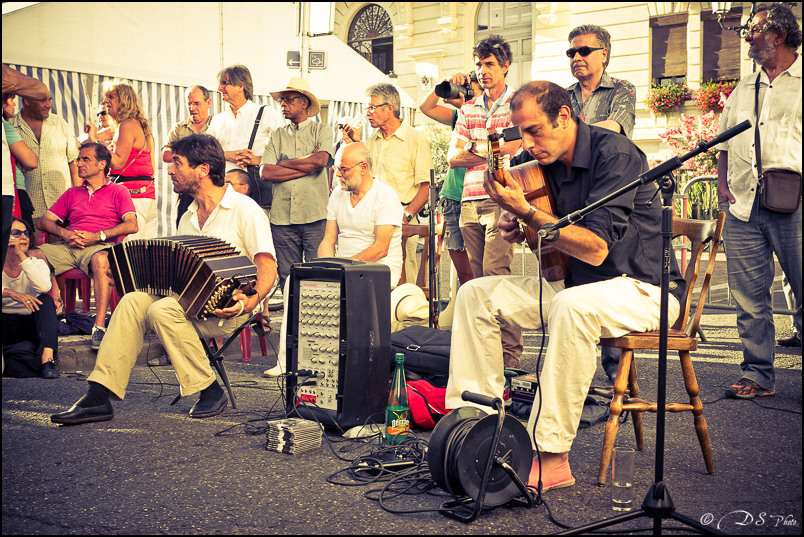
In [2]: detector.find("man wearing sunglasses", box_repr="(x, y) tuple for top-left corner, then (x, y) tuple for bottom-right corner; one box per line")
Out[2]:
(563, 25), (636, 138)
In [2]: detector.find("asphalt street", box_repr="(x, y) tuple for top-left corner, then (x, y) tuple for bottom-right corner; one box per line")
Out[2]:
(2, 250), (802, 535)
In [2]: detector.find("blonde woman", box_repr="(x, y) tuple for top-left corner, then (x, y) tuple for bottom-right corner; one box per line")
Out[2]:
(88, 79), (156, 240)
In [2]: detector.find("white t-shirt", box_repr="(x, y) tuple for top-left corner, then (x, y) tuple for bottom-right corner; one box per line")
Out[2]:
(327, 179), (403, 284)
(207, 100), (285, 173)
(1, 257), (52, 315)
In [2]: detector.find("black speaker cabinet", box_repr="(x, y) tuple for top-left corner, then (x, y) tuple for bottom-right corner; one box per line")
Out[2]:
(285, 258), (391, 430)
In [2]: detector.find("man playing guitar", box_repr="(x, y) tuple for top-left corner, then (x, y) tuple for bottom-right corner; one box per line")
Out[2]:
(445, 81), (685, 492)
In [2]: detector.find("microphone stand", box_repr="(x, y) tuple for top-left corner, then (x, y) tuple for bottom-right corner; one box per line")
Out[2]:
(550, 119), (750, 536)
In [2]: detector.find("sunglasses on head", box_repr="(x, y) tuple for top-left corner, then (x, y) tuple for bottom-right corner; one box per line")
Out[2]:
(566, 46), (604, 58)
(10, 229), (31, 238)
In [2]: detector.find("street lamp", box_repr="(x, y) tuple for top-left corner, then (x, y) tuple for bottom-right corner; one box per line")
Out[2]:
(712, 1), (757, 38)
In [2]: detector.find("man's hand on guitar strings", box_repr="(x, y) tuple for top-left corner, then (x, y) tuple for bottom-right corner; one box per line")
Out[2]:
(484, 168), (530, 217)
(499, 211), (526, 245)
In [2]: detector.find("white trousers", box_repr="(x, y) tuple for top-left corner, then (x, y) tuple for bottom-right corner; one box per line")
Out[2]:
(445, 275), (679, 453)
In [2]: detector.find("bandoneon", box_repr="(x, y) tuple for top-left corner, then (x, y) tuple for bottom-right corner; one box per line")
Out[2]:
(108, 236), (257, 320)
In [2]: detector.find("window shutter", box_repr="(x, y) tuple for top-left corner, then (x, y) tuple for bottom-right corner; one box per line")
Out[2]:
(701, 10), (741, 81)
(651, 14), (689, 80)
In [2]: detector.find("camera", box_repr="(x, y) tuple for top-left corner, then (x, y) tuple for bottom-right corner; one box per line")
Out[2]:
(434, 72), (478, 100)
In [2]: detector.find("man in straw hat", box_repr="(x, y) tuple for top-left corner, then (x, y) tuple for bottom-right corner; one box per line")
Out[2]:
(261, 77), (333, 292)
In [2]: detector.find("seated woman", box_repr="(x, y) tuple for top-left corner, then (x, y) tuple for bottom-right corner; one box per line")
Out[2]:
(2, 218), (59, 378)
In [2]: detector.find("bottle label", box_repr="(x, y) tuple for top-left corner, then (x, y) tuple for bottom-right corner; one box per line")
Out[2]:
(385, 406), (410, 444)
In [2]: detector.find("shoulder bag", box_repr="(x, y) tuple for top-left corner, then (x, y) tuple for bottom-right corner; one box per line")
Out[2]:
(754, 76), (801, 214)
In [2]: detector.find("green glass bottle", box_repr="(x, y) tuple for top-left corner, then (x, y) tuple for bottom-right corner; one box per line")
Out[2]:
(385, 353), (410, 445)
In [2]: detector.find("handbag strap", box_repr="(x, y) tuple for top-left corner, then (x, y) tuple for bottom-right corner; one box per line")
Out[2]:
(248, 105), (266, 151)
(754, 75), (763, 180)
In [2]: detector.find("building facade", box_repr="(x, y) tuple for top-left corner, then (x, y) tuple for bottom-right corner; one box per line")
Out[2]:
(331, 1), (801, 160)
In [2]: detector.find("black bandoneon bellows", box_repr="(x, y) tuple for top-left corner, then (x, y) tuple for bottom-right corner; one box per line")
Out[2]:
(108, 235), (257, 320)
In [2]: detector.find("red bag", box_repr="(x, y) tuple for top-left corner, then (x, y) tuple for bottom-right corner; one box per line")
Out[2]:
(407, 379), (447, 429)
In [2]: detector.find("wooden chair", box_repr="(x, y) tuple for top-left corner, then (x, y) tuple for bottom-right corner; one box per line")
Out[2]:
(592, 212), (725, 486)
(398, 220), (445, 298)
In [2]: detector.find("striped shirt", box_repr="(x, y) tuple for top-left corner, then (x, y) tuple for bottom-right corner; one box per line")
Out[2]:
(452, 86), (514, 201)
(9, 112), (79, 218)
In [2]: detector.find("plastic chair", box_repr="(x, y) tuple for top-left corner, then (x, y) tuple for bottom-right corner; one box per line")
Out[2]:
(591, 212), (725, 485)
(37, 231), (123, 314)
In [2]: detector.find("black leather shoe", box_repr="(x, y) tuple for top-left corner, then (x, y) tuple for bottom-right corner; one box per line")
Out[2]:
(41, 360), (60, 379)
(51, 395), (113, 425)
(189, 391), (228, 419)
(777, 334), (801, 347)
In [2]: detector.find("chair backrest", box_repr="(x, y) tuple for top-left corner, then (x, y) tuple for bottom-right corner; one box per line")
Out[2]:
(399, 220), (445, 294)
(671, 212), (726, 334)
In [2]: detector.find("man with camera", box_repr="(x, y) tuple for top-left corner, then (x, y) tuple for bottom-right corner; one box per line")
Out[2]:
(446, 34), (522, 368)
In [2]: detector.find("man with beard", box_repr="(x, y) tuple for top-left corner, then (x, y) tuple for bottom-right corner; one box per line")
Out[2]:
(51, 134), (277, 425)
(717, 3), (802, 398)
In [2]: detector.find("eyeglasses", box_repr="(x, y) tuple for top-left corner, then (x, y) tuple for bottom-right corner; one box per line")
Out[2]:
(366, 103), (389, 113)
(566, 46), (604, 58)
(224, 181), (246, 187)
(277, 95), (302, 105)
(746, 23), (767, 37)
(10, 229), (31, 238)
(336, 161), (365, 175)
(219, 80), (235, 88)
(97, 111), (107, 117)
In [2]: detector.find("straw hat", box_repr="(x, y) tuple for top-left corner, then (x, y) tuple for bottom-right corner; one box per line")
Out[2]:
(390, 283), (429, 332)
(270, 77), (320, 117)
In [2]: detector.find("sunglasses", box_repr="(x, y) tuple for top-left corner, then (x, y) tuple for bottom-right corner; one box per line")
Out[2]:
(97, 111), (107, 117)
(566, 46), (604, 58)
(10, 229), (31, 238)
(277, 95), (302, 105)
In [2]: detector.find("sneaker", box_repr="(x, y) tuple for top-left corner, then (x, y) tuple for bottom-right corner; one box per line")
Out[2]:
(725, 378), (775, 399)
(41, 360), (60, 379)
(263, 362), (286, 378)
(777, 334), (801, 347)
(91, 326), (106, 351)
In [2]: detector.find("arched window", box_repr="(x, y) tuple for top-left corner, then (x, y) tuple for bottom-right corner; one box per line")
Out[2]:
(348, 4), (394, 75)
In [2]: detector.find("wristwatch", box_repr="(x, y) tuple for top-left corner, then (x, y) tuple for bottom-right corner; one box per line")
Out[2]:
(98, 230), (107, 242)
(464, 141), (476, 154)
(404, 211), (414, 223)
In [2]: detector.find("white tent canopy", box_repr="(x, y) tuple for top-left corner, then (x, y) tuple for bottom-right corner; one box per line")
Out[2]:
(3, 1), (415, 234)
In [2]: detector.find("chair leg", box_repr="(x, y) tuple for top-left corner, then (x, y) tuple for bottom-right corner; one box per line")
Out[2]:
(240, 327), (252, 362)
(598, 349), (633, 486)
(80, 278), (92, 313)
(679, 351), (715, 475)
(209, 355), (238, 410)
(62, 277), (76, 314)
(628, 356), (644, 452)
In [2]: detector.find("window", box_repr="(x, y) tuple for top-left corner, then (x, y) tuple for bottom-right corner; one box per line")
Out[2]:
(476, 2), (532, 30)
(701, 9), (742, 82)
(651, 14), (688, 82)
(347, 4), (394, 75)
(475, 3), (533, 89)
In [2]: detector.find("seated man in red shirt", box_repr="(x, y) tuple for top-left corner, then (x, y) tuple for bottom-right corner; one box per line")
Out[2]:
(37, 142), (138, 350)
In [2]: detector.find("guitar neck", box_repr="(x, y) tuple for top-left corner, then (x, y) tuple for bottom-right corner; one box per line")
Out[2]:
(487, 138), (507, 186)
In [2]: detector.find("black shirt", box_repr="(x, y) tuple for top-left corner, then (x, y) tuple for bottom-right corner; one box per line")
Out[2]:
(526, 121), (685, 301)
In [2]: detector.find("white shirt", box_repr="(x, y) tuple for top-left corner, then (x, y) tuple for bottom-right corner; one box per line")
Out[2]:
(327, 179), (403, 284)
(207, 100), (285, 173)
(2, 124), (13, 195)
(2, 257), (52, 315)
(717, 54), (802, 221)
(178, 185), (276, 263)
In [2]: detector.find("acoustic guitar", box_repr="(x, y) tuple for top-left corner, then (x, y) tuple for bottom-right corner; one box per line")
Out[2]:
(486, 131), (571, 282)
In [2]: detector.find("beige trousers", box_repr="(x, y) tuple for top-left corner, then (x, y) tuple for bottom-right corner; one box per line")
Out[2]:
(88, 292), (246, 400)
(445, 275), (678, 453)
